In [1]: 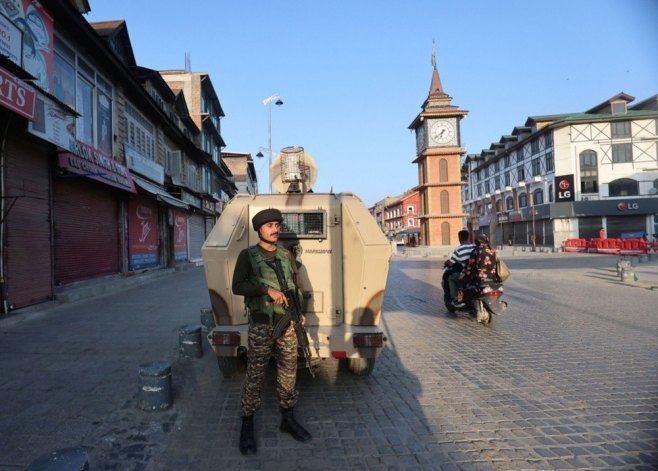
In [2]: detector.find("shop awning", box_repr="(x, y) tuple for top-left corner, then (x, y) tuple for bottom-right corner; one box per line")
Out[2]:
(132, 174), (189, 209)
(397, 227), (421, 235)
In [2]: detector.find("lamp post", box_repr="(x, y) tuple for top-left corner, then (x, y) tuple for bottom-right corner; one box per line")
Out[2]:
(527, 182), (537, 252)
(261, 94), (283, 192)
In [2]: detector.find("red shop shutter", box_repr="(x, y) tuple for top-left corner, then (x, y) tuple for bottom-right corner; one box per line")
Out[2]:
(53, 178), (120, 284)
(5, 134), (53, 308)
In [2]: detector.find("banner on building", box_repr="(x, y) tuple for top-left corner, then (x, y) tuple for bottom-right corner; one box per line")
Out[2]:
(0, 65), (35, 118)
(28, 94), (75, 148)
(128, 199), (159, 270)
(172, 209), (188, 262)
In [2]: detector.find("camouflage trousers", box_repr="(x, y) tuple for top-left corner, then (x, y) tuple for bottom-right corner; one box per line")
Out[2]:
(241, 322), (299, 416)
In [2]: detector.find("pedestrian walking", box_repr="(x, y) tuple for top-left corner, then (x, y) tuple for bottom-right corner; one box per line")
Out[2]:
(231, 208), (312, 455)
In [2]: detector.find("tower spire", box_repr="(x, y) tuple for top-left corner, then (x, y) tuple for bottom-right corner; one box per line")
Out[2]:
(429, 40), (444, 96)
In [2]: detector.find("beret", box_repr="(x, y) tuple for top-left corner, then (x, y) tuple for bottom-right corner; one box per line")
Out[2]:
(252, 208), (283, 231)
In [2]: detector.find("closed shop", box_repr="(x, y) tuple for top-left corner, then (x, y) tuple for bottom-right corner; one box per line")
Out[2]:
(3, 133), (52, 309)
(606, 215), (646, 239)
(53, 178), (120, 284)
(578, 217), (603, 239)
(172, 209), (188, 262)
(188, 213), (205, 261)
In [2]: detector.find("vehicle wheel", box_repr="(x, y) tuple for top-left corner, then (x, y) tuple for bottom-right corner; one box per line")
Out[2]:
(347, 357), (376, 376)
(217, 353), (246, 378)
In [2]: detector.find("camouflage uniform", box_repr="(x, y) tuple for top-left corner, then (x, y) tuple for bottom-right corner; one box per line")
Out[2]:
(233, 245), (300, 417)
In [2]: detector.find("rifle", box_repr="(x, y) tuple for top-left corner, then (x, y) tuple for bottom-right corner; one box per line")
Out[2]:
(265, 259), (315, 378)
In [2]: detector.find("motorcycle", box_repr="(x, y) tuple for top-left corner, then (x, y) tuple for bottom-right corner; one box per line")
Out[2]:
(442, 263), (507, 325)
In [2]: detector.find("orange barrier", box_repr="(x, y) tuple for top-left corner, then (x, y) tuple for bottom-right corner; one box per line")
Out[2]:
(618, 238), (648, 255)
(562, 238), (588, 252)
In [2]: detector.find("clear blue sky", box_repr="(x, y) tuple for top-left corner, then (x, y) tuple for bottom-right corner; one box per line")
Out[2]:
(85, 0), (658, 207)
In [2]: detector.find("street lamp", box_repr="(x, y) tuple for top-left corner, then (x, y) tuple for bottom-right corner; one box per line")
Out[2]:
(261, 94), (283, 192)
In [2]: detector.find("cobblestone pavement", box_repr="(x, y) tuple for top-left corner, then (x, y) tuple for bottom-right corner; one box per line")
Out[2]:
(0, 253), (656, 470)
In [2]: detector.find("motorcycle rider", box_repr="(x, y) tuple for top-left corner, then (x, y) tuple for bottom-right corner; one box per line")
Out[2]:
(444, 229), (475, 308)
(455, 233), (500, 322)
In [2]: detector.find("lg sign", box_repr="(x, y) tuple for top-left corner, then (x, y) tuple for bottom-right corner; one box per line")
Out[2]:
(555, 174), (575, 202)
(617, 202), (639, 211)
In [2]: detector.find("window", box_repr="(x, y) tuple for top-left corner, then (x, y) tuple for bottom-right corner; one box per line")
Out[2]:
(611, 121), (631, 139)
(544, 133), (553, 147)
(55, 38), (113, 153)
(494, 176), (500, 190)
(548, 184), (554, 202)
(495, 199), (502, 213)
(518, 192), (528, 208)
(517, 165), (525, 182)
(504, 155), (510, 168)
(609, 178), (638, 197)
(439, 159), (448, 182)
(476, 170), (481, 182)
(125, 103), (154, 159)
(484, 166), (489, 178)
(440, 190), (449, 213)
(407, 218), (414, 227)
(531, 139), (539, 154)
(504, 172), (510, 186)
(533, 188), (544, 205)
(611, 102), (627, 115)
(531, 158), (541, 176)
(506, 196), (514, 210)
(477, 183), (482, 197)
(202, 166), (212, 193)
(407, 205), (414, 214)
(484, 181), (490, 194)
(612, 143), (632, 163)
(516, 149), (523, 163)
(494, 160), (500, 173)
(280, 211), (326, 239)
(545, 150), (554, 172)
(580, 150), (598, 193)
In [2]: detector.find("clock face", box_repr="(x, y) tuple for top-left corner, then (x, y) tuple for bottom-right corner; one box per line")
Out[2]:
(429, 120), (456, 145)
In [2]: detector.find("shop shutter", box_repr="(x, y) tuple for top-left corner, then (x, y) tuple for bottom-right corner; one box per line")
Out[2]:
(606, 216), (645, 239)
(5, 135), (53, 308)
(188, 213), (205, 261)
(578, 217), (603, 240)
(53, 178), (120, 284)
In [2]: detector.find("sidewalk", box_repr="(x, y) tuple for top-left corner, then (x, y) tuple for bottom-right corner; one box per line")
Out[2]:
(0, 266), (212, 469)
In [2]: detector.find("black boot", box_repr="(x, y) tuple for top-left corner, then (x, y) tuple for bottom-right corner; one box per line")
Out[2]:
(280, 407), (312, 442)
(239, 415), (257, 455)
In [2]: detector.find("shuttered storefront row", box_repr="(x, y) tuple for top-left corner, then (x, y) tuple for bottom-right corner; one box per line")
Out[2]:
(53, 178), (120, 284)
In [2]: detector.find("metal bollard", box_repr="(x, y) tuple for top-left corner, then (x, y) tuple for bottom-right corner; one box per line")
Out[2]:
(620, 267), (637, 283)
(27, 447), (89, 471)
(199, 308), (215, 332)
(617, 258), (631, 276)
(179, 324), (203, 358)
(137, 361), (172, 410)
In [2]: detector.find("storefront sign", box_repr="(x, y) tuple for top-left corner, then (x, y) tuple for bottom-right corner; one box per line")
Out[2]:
(125, 144), (164, 184)
(128, 198), (159, 270)
(180, 190), (201, 208)
(1, 0), (54, 92)
(59, 140), (136, 193)
(616, 201), (639, 212)
(0, 65), (35, 118)
(27, 94), (75, 149)
(0, 12), (22, 66)
(555, 174), (575, 202)
(203, 199), (215, 213)
(173, 209), (188, 262)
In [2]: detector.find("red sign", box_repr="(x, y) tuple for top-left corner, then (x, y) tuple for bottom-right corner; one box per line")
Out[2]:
(173, 209), (188, 262)
(0, 65), (36, 119)
(58, 140), (136, 193)
(128, 199), (159, 270)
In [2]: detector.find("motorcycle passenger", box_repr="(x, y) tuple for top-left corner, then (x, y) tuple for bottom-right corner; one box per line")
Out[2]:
(444, 230), (475, 307)
(454, 233), (500, 317)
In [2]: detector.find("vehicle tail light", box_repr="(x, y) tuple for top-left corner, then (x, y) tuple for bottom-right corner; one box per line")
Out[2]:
(331, 351), (347, 358)
(353, 333), (383, 348)
(211, 332), (241, 346)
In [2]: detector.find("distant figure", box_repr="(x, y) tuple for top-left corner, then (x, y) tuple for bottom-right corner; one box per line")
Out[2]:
(599, 227), (605, 239)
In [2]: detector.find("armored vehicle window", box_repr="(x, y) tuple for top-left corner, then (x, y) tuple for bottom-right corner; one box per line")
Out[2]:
(280, 211), (326, 239)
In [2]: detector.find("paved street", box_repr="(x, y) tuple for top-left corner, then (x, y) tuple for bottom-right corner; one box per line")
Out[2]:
(1, 253), (657, 470)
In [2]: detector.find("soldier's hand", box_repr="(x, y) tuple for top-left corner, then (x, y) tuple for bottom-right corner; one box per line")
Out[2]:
(267, 287), (288, 306)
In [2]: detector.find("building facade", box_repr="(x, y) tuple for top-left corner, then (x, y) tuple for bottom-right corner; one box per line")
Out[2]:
(222, 151), (258, 195)
(0, 0), (235, 311)
(463, 93), (658, 249)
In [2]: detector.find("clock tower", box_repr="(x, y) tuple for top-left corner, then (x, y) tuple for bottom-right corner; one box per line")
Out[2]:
(408, 49), (468, 246)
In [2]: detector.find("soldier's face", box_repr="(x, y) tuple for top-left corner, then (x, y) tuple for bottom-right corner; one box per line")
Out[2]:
(259, 221), (280, 243)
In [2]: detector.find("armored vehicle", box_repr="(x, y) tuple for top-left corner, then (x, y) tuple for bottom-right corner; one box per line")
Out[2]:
(202, 146), (391, 376)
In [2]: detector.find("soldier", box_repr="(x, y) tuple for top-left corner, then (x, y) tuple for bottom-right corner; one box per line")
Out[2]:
(232, 208), (312, 455)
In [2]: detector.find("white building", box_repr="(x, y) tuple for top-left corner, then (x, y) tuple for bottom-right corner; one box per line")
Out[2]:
(463, 92), (658, 249)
